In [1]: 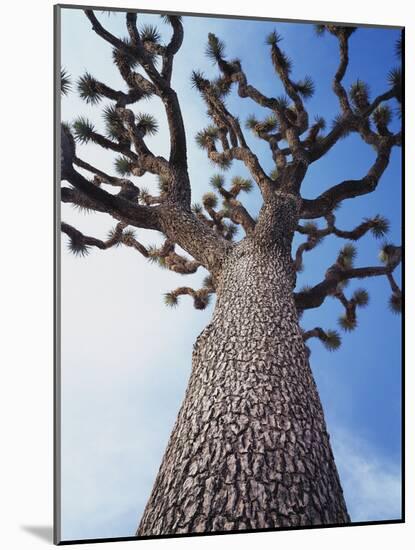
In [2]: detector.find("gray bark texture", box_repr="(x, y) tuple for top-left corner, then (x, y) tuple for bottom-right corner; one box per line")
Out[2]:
(137, 201), (350, 535)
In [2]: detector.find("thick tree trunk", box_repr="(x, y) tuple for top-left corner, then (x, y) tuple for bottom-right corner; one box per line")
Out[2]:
(137, 236), (350, 535)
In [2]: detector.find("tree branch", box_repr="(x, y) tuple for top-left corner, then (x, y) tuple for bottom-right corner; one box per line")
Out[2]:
(85, 10), (190, 205)
(295, 244), (401, 311)
(61, 221), (149, 257)
(61, 125), (160, 229)
(302, 327), (341, 351)
(297, 213), (389, 242)
(301, 144), (392, 218)
(164, 284), (215, 310)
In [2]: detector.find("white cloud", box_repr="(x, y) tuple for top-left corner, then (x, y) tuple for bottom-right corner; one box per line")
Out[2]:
(331, 428), (402, 522)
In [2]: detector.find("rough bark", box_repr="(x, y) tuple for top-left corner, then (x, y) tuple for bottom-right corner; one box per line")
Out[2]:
(137, 234), (350, 535)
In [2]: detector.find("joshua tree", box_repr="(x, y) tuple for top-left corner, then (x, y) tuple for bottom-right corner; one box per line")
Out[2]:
(60, 11), (402, 536)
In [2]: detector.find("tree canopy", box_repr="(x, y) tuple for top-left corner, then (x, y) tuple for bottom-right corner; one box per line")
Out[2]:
(60, 11), (402, 354)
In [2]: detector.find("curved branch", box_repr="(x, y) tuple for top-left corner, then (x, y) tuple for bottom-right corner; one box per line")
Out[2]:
(85, 10), (190, 205)
(61, 126), (160, 229)
(294, 232), (322, 271)
(297, 213), (389, 242)
(204, 139), (274, 202)
(295, 246), (401, 311)
(161, 16), (184, 83)
(164, 285), (215, 310)
(61, 187), (108, 215)
(362, 89), (395, 118)
(302, 327), (341, 351)
(148, 240), (200, 274)
(65, 166), (160, 229)
(61, 221), (149, 258)
(301, 144), (392, 219)
(73, 157), (141, 201)
(61, 221), (125, 253)
(268, 40), (308, 130)
(332, 29), (353, 114)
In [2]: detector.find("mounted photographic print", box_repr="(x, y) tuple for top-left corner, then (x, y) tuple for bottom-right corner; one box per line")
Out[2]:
(54, 4), (404, 544)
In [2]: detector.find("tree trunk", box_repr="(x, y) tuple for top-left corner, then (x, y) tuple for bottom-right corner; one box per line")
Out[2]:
(137, 236), (350, 535)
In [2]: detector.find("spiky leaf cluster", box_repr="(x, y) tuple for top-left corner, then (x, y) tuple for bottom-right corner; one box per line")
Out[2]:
(164, 292), (178, 307)
(295, 76), (315, 99)
(61, 68), (71, 95)
(338, 243), (357, 268)
(388, 68), (402, 103)
(160, 14), (182, 24)
(338, 314), (357, 332)
(72, 117), (95, 144)
(114, 155), (132, 176)
(275, 95), (290, 110)
(250, 114), (279, 135)
(395, 36), (402, 58)
(265, 30), (283, 46)
(388, 67), (402, 90)
(372, 105), (392, 128)
(323, 330), (341, 351)
(213, 155), (232, 171)
(230, 176), (253, 194)
(264, 115), (279, 133)
(353, 288), (369, 307)
(71, 201), (93, 216)
(209, 174), (224, 190)
(77, 73), (102, 105)
(136, 113), (158, 136)
(350, 80), (370, 109)
(140, 24), (161, 43)
(139, 186), (152, 204)
(147, 245), (168, 268)
(202, 192), (218, 209)
(112, 39), (139, 70)
(123, 228), (137, 241)
(190, 70), (206, 91)
(314, 116), (326, 131)
(67, 236), (89, 257)
(245, 114), (259, 131)
(368, 215), (390, 238)
(271, 46), (292, 74)
(107, 227), (123, 246)
(389, 292), (402, 314)
(331, 114), (351, 139)
(195, 125), (219, 149)
(206, 33), (226, 62)
(379, 243), (397, 265)
(103, 105), (126, 140)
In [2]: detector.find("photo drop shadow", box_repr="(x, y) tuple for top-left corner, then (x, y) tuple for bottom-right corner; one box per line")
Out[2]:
(21, 525), (53, 543)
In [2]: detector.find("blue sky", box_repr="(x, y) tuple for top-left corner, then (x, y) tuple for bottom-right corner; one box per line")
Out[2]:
(59, 7), (402, 541)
